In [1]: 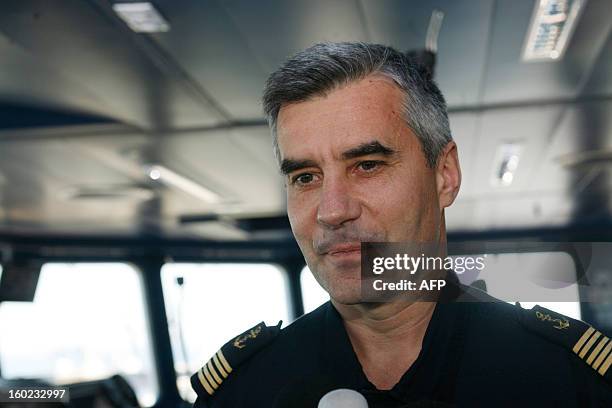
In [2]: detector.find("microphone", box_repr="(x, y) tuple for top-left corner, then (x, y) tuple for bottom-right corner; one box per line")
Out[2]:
(318, 389), (369, 408)
(274, 376), (369, 408)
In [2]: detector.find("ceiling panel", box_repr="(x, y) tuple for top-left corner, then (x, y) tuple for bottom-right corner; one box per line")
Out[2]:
(0, 0), (226, 129)
(0, 136), (145, 231)
(482, 0), (612, 104)
(227, 126), (279, 174)
(448, 112), (480, 197)
(361, 0), (494, 107)
(0, 124), (285, 236)
(583, 29), (612, 97)
(469, 104), (565, 196)
(161, 129), (285, 215)
(447, 192), (572, 231)
(447, 103), (577, 226)
(149, 0), (269, 120)
(0, 32), (106, 115)
(529, 100), (612, 194)
(222, 0), (368, 70)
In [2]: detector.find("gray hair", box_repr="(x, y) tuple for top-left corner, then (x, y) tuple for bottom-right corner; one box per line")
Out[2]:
(262, 42), (452, 168)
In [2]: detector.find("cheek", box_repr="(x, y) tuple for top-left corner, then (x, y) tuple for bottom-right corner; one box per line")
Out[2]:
(358, 170), (434, 232)
(358, 170), (415, 209)
(287, 194), (316, 244)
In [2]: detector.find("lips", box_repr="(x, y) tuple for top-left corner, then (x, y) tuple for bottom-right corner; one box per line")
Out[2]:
(326, 243), (361, 256)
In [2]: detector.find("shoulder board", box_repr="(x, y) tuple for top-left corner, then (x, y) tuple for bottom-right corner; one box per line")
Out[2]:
(519, 304), (611, 385)
(190, 321), (282, 401)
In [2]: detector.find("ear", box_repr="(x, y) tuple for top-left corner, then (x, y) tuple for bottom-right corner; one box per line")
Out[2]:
(435, 141), (461, 209)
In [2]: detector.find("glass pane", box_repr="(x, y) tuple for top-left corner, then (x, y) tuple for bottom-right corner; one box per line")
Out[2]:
(161, 263), (290, 402)
(300, 254), (580, 319)
(586, 265), (612, 333)
(0, 263), (158, 406)
(300, 267), (330, 314)
(456, 252), (581, 319)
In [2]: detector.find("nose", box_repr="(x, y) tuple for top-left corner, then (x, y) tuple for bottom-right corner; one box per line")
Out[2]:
(316, 176), (361, 229)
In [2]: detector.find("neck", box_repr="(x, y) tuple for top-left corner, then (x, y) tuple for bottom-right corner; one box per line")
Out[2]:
(332, 299), (436, 389)
(333, 224), (448, 387)
(333, 299), (436, 338)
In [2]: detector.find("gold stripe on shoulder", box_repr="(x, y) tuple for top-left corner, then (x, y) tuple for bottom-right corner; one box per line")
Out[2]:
(598, 350), (612, 376)
(579, 331), (601, 359)
(197, 368), (215, 395)
(203, 364), (219, 390)
(573, 327), (595, 354)
(587, 336), (609, 365)
(213, 353), (229, 378)
(217, 349), (233, 373)
(207, 360), (223, 385)
(593, 341), (612, 370)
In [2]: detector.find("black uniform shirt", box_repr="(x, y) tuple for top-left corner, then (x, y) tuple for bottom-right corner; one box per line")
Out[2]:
(192, 282), (612, 407)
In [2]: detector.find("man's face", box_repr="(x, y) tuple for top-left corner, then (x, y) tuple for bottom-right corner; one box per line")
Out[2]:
(277, 76), (457, 304)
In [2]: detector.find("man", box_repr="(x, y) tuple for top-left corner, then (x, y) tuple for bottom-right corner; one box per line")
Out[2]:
(191, 42), (611, 407)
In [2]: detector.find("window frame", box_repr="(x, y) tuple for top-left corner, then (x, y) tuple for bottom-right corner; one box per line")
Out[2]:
(0, 236), (601, 407)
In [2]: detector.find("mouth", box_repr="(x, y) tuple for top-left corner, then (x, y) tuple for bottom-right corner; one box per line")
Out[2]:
(326, 243), (361, 257)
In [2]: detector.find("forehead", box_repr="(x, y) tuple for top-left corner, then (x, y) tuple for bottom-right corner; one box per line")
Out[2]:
(276, 76), (407, 160)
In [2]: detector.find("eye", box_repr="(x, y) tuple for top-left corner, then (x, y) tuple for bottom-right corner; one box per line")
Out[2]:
(357, 160), (383, 172)
(291, 173), (315, 185)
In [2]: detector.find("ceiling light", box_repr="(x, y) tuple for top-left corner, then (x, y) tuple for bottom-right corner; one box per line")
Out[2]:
(147, 168), (161, 180)
(491, 143), (522, 187)
(522, 0), (586, 62)
(113, 2), (170, 33)
(144, 164), (221, 204)
(61, 185), (155, 201)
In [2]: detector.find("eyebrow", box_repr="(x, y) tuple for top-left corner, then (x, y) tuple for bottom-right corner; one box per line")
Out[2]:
(341, 141), (396, 160)
(280, 159), (317, 175)
(280, 140), (396, 175)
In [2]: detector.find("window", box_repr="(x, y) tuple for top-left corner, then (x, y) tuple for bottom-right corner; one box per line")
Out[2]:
(0, 263), (157, 406)
(161, 263), (290, 402)
(300, 266), (329, 313)
(299, 253), (581, 319)
(456, 252), (581, 319)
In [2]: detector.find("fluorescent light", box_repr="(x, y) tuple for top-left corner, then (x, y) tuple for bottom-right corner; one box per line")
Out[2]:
(501, 171), (514, 184)
(491, 143), (522, 187)
(113, 2), (170, 33)
(147, 168), (161, 180)
(522, 0), (586, 61)
(144, 164), (221, 204)
(61, 185), (155, 201)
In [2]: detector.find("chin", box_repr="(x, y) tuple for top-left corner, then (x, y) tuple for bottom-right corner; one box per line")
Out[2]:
(326, 282), (363, 305)
(331, 297), (363, 306)
(330, 295), (362, 306)
(310, 261), (362, 303)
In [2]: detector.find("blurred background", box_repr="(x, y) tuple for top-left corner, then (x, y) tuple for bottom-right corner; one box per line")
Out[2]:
(0, 1), (611, 407)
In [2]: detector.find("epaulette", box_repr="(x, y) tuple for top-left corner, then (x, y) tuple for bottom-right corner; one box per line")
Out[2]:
(519, 304), (611, 384)
(190, 321), (282, 401)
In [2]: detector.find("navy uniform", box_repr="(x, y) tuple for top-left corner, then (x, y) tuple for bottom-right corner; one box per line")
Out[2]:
(191, 274), (612, 407)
